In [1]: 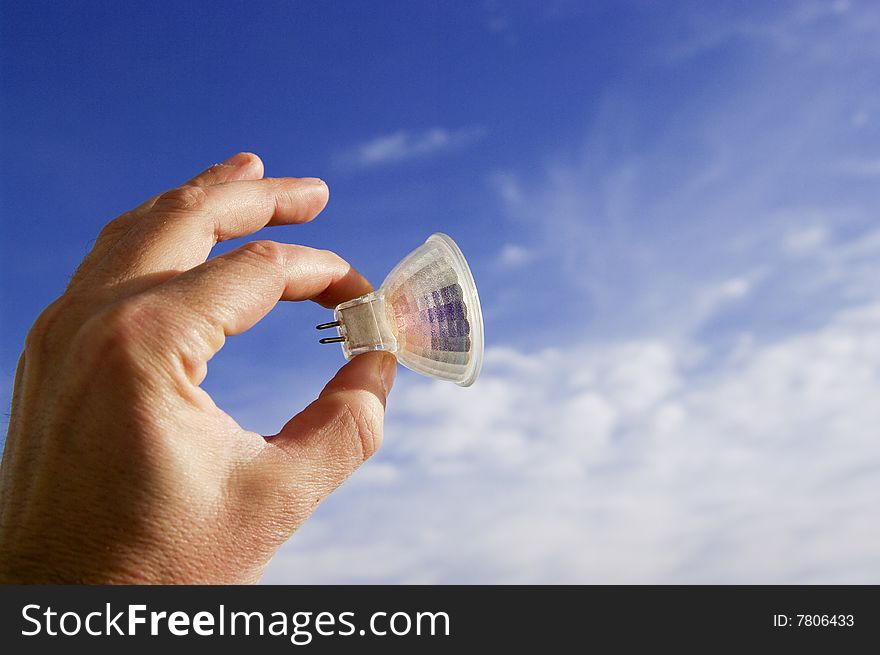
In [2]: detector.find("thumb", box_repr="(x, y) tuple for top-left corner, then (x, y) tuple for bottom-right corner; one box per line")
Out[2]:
(263, 351), (397, 504)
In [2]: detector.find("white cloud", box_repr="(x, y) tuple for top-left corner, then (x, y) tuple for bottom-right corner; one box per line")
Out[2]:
(783, 225), (828, 255)
(483, 0), (518, 45)
(496, 243), (535, 268)
(836, 157), (880, 178)
(664, 0), (879, 64)
(490, 172), (524, 207)
(717, 276), (751, 299)
(265, 298), (880, 583)
(261, 2), (880, 584)
(851, 109), (869, 128)
(339, 126), (485, 169)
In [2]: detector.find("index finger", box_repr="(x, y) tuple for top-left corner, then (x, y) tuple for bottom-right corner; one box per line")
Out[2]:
(139, 240), (371, 382)
(72, 153), (266, 287)
(100, 177), (330, 291)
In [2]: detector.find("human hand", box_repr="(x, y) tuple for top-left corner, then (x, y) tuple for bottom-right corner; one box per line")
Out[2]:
(0, 153), (396, 583)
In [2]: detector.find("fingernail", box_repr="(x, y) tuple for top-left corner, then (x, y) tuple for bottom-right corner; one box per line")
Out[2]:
(380, 353), (397, 399)
(223, 152), (253, 167)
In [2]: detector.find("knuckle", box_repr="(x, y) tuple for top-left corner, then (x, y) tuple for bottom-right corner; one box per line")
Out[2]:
(241, 239), (285, 266)
(240, 177), (277, 220)
(154, 184), (209, 213)
(95, 212), (133, 242)
(75, 299), (159, 370)
(318, 247), (341, 262)
(319, 248), (350, 275)
(201, 162), (225, 178)
(340, 396), (384, 462)
(24, 297), (68, 353)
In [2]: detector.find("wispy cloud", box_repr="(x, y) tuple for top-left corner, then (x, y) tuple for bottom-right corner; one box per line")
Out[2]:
(495, 243), (536, 268)
(260, 2), (880, 583)
(836, 157), (880, 178)
(338, 126), (485, 169)
(782, 224), (828, 255)
(266, 297), (880, 583)
(265, 187), (880, 582)
(663, 0), (875, 63)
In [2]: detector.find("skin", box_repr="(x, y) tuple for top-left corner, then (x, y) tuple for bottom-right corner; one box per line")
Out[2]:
(0, 152), (396, 583)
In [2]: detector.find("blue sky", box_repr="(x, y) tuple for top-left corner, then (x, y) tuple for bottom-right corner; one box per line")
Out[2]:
(2, 1), (880, 582)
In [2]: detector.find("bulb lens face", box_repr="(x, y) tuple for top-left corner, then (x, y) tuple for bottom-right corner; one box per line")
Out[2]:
(381, 233), (484, 386)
